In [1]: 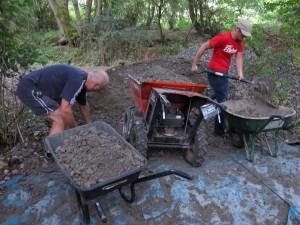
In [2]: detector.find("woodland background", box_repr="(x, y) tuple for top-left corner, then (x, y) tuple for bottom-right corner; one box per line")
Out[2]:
(0, 0), (299, 148)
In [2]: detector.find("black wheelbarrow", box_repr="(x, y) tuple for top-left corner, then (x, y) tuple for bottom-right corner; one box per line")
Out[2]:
(220, 99), (299, 162)
(44, 121), (192, 224)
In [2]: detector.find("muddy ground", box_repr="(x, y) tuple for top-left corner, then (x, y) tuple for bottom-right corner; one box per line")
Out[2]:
(0, 46), (299, 224)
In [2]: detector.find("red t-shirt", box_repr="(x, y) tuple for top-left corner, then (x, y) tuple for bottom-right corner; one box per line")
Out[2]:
(208, 31), (244, 73)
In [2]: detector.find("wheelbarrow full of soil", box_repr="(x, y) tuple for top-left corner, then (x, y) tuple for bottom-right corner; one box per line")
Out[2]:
(221, 99), (298, 162)
(44, 121), (192, 224)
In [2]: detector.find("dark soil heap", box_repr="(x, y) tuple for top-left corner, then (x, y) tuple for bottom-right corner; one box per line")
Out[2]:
(131, 65), (192, 83)
(250, 76), (279, 107)
(55, 127), (145, 189)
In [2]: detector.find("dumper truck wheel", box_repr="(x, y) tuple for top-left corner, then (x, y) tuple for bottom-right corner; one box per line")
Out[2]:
(129, 120), (148, 157)
(185, 120), (208, 167)
(123, 106), (136, 141)
(229, 129), (249, 148)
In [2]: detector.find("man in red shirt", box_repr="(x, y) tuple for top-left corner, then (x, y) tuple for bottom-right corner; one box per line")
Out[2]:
(191, 19), (252, 136)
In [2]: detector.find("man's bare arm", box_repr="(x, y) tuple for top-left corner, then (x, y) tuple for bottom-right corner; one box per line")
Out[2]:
(79, 103), (92, 123)
(191, 40), (211, 72)
(236, 52), (244, 80)
(59, 99), (77, 129)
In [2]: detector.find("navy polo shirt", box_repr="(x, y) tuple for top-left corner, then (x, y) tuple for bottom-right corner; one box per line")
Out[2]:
(25, 64), (88, 105)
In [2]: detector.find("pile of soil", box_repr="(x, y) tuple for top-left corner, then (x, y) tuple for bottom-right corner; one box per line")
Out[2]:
(223, 99), (295, 118)
(55, 126), (145, 189)
(250, 76), (279, 107)
(131, 65), (192, 83)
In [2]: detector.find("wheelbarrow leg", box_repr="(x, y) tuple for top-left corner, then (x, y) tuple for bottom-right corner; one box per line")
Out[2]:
(263, 130), (280, 157)
(272, 130), (280, 157)
(243, 134), (257, 162)
(75, 189), (90, 224)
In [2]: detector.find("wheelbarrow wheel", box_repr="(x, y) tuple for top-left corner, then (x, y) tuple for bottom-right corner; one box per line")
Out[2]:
(231, 132), (244, 148)
(185, 120), (207, 167)
(123, 106), (136, 141)
(129, 120), (148, 158)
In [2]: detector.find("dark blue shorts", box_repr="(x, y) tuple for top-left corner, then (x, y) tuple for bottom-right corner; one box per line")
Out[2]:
(17, 78), (59, 116)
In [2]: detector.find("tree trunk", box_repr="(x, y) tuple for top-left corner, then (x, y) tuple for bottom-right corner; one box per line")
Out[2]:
(85, 0), (93, 22)
(146, 0), (155, 28)
(72, 0), (82, 39)
(168, 12), (175, 30)
(189, 0), (202, 34)
(57, 0), (72, 44)
(48, 0), (66, 43)
(96, 0), (103, 16)
(93, 0), (97, 17)
(157, 0), (165, 42)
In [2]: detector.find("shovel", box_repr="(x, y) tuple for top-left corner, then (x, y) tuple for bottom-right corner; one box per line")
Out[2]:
(200, 69), (254, 84)
(196, 69), (279, 108)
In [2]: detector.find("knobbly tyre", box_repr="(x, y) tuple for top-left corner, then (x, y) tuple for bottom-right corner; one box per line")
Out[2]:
(123, 75), (219, 167)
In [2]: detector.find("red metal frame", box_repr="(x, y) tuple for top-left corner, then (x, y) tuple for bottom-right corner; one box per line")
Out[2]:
(128, 75), (208, 116)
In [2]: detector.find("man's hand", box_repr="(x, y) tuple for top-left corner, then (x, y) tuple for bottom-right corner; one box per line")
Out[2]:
(79, 103), (92, 123)
(238, 73), (244, 80)
(191, 64), (198, 73)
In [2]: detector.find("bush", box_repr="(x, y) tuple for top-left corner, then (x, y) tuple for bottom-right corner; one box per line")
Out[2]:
(245, 23), (297, 106)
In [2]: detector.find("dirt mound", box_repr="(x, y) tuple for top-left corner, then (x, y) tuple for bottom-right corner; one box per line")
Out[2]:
(131, 65), (192, 83)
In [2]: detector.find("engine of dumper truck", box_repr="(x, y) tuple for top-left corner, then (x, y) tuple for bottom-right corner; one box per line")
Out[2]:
(150, 106), (188, 142)
(158, 107), (185, 127)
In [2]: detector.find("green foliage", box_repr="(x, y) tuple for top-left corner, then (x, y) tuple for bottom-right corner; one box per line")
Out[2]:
(0, 0), (39, 71)
(0, 0), (40, 147)
(155, 41), (183, 56)
(245, 22), (296, 106)
(31, 0), (57, 31)
(93, 29), (155, 64)
(263, 0), (300, 41)
(175, 18), (192, 30)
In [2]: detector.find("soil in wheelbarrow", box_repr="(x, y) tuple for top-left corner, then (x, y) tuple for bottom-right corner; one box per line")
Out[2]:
(223, 99), (295, 118)
(55, 126), (145, 189)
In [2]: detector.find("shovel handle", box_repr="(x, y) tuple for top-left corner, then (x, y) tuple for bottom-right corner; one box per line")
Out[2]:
(197, 69), (254, 84)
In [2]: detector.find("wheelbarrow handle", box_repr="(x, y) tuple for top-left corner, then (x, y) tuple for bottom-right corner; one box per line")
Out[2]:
(197, 69), (254, 84)
(257, 115), (285, 132)
(118, 169), (192, 203)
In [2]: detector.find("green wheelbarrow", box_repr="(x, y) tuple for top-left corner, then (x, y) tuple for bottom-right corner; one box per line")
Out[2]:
(221, 99), (299, 162)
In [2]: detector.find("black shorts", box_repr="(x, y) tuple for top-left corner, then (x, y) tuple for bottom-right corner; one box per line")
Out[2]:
(17, 78), (59, 116)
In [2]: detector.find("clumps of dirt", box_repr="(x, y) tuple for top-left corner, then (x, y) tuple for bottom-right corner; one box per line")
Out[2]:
(223, 99), (295, 118)
(131, 65), (192, 83)
(250, 76), (279, 107)
(55, 126), (145, 189)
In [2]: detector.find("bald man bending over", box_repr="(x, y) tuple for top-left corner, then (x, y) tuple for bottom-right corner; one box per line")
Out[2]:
(17, 64), (109, 135)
